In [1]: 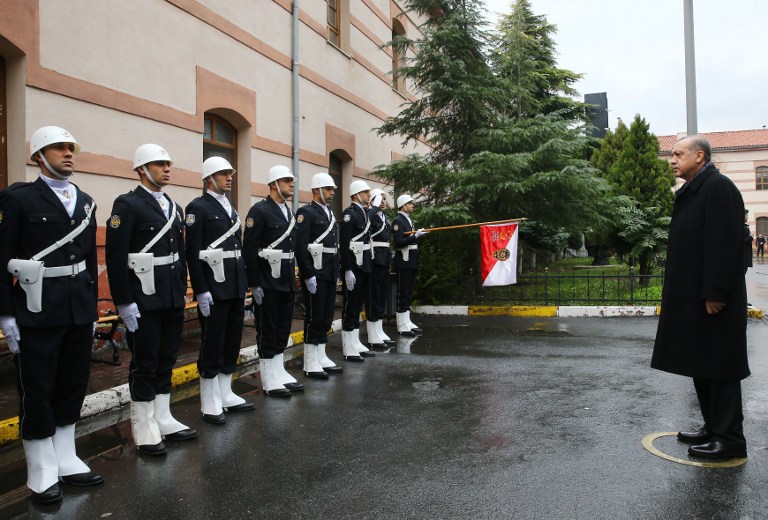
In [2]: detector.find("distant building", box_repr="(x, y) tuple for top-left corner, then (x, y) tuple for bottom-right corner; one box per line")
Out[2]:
(658, 129), (768, 237)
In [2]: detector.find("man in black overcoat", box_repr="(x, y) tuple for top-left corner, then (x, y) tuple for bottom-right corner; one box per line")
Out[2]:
(651, 135), (749, 460)
(0, 126), (103, 503)
(186, 156), (254, 424)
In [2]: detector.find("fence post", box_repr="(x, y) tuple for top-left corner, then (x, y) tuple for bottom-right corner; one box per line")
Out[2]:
(629, 266), (635, 305)
(544, 267), (549, 305)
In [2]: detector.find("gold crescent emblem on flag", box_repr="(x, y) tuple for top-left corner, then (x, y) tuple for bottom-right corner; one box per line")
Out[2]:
(492, 248), (511, 261)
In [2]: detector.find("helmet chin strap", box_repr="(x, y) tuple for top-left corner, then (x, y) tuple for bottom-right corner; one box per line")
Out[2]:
(319, 188), (328, 206)
(141, 165), (163, 189)
(39, 153), (70, 181)
(273, 181), (287, 204)
(207, 176), (224, 195)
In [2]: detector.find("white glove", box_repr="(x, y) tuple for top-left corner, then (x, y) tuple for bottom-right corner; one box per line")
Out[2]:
(117, 303), (141, 333)
(305, 276), (317, 295)
(197, 292), (214, 317)
(252, 287), (264, 306)
(0, 315), (21, 355)
(345, 270), (356, 291)
(371, 194), (382, 208)
(415, 228), (427, 238)
(93, 322), (98, 337)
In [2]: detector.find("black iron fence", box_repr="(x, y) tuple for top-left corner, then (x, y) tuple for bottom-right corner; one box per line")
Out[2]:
(478, 268), (664, 306)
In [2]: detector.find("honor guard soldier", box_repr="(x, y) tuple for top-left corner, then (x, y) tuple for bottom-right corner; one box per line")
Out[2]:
(365, 189), (395, 348)
(339, 180), (375, 361)
(185, 157), (254, 424)
(392, 194), (428, 336)
(243, 165), (303, 397)
(295, 173), (343, 378)
(0, 126), (103, 504)
(105, 144), (197, 456)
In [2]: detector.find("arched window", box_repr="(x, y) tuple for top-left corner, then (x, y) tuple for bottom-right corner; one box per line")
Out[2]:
(392, 19), (407, 94)
(757, 216), (768, 237)
(203, 113), (237, 205)
(757, 166), (768, 191)
(328, 152), (344, 221)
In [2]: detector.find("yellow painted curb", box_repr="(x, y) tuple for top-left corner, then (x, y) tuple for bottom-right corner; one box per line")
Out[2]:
(748, 307), (763, 320)
(0, 417), (20, 445)
(468, 305), (558, 317)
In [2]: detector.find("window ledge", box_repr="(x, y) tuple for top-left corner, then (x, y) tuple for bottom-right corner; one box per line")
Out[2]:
(326, 39), (353, 60)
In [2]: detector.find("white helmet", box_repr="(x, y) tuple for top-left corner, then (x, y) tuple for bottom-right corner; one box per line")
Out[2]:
(133, 144), (173, 170)
(397, 194), (414, 208)
(267, 165), (294, 184)
(29, 126), (80, 160)
(202, 156), (234, 180)
(349, 179), (371, 196)
(311, 172), (337, 189)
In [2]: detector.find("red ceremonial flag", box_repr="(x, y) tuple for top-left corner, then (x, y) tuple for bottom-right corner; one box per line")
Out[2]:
(480, 223), (518, 287)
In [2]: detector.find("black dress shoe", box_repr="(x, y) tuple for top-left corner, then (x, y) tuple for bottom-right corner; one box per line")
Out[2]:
(688, 440), (747, 459)
(224, 402), (255, 412)
(163, 428), (198, 442)
(60, 471), (104, 487)
(265, 387), (292, 397)
(344, 355), (364, 362)
(399, 330), (417, 337)
(31, 483), (62, 505)
(284, 382), (304, 392)
(321, 365), (343, 373)
(203, 412), (226, 425)
(304, 370), (329, 379)
(369, 342), (387, 349)
(360, 351), (375, 357)
(137, 442), (167, 456)
(382, 338), (396, 345)
(410, 327), (423, 334)
(677, 427), (712, 444)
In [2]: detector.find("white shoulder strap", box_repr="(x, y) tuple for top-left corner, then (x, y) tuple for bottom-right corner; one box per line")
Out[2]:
(267, 214), (296, 250)
(313, 208), (336, 244)
(351, 207), (370, 242)
(32, 203), (96, 261)
(209, 216), (241, 250)
(140, 202), (177, 253)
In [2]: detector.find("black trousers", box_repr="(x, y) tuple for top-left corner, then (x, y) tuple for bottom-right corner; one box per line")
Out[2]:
(197, 298), (245, 379)
(396, 269), (417, 313)
(366, 264), (389, 322)
(302, 279), (336, 345)
(758, 245), (764, 257)
(342, 270), (369, 331)
(15, 324), (92, 439)
(127, 307), (184, 402)
(254, 289), (293, 359)
(693, 378), (746, 446)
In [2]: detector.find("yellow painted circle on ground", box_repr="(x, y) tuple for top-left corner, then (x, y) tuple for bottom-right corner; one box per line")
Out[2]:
(641, 432), (747, 468)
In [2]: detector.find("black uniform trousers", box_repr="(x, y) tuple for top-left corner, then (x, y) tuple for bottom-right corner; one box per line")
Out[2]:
(396, 269), (417, 313)
(127, 307), (184, 402)
(254, 288), (293, 359)
(302, 279), (336, 345)
(366, 263), (389, 321)
(198, 298), (245, 378)
(15, 324), (92, 439)
(343, 270), (369, 331)
(693, 378), (746, 446)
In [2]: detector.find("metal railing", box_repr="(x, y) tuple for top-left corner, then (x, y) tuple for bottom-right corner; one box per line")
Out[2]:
(479, 267), (664, 306)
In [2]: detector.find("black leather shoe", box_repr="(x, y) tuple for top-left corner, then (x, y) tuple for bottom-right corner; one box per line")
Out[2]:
(399, 330), (417, 337)
(410, 327), (423, 334)
(344, 355), (364, 362)
(203, 412), (226, 425)
(369, 342), (387, 349)
(382, 338), (396, 345)
(360, 351), (375, 357)
(265, 388), (292, 397)
(677, 427), (712, 444)
(164, 428), (198, 442)
(284, 382), (304, 392)
(60, 471), (104, 487)
(688, 440), (747, 459)
(224, 402), (255, 412)
(31, 483), (62, 505)
(321, 365), (343, 373)
(137, 442), (167, 456)
(305, 370), (329, 379)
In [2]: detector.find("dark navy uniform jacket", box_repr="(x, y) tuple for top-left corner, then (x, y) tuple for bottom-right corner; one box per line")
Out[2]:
(105, 186), (187, 311)
(392, 212), (419, 270)
(243, 197), (296, 292)
(295, 201), (339, 283)
(339, 203), (371, 274)
(367, 206), (392, 268)
(0, 178), (97, 327)
(185, 193), (247, 301)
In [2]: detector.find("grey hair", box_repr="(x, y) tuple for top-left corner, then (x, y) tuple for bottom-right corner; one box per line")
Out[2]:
(681, 135), (712, 162)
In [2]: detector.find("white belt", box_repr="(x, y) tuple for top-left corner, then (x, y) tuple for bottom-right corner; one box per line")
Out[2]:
(43, 260), (87, 278)
(154, 253), (180, 266)
(322, 247), (337, 254)
(372, 241), (390, 249)
(259, 249), (295, 260)
(222, 250), (242, 259)
(404, 245), (418, 250)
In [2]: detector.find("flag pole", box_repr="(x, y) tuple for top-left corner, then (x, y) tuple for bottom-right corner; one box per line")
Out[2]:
(404, 218), (527, 235)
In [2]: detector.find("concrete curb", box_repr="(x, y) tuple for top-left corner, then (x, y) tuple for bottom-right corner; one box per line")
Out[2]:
(1, 305), (762, 446)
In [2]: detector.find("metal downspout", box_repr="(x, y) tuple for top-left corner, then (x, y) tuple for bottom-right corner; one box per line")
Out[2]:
(291, 0), (300, 213)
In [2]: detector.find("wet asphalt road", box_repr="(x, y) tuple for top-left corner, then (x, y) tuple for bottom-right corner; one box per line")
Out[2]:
(1, 315), (767, 520)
